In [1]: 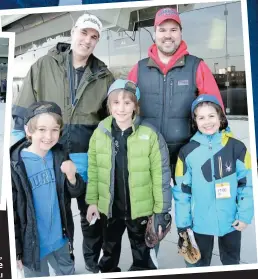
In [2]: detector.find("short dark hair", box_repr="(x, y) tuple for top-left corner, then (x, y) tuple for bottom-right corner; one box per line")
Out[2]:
(192, 101), (228, 133)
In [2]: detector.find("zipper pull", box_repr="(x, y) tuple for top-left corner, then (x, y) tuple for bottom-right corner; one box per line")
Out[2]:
(209, 141), (212, 150)
(218, 156), (223, 179)
(164, 75), (166, 82)
(121, 131), (124, 136)
(207, 135), (212, 150)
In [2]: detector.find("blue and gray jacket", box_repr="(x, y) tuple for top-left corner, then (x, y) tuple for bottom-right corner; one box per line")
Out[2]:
(173, 128), (254, 237)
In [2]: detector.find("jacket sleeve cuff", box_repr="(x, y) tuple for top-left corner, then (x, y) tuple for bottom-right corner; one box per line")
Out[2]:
(86, 199), (98, 205)
(235, 213), (253, 225)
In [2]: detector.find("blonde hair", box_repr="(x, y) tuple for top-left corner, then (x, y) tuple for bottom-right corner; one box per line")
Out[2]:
(107, 89), (140, 116)
(26, 112), (63, 142)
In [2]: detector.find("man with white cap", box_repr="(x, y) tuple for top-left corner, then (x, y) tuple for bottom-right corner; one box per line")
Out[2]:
(12, 13), (114, 273)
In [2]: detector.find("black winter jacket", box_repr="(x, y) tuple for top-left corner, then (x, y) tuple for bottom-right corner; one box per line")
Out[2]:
(10, 138), (85, 271)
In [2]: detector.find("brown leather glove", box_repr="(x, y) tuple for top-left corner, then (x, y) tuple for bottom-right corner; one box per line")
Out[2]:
(178, 231), (201, 264)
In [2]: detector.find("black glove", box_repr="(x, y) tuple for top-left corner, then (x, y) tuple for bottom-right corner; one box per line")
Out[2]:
(145, 213), (172, 248)
(154, 213), (172, 234)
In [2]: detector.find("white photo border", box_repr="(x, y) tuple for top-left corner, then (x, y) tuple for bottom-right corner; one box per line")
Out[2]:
(0, 31), (15, 211)
(1, 0), (258, 278)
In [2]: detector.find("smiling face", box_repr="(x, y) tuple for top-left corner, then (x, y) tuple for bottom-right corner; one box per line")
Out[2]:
(155, 19), (182, 56)
(25, 113), (62, 157)
(71, 27), (99, 59)
(195, 103), (221, 135)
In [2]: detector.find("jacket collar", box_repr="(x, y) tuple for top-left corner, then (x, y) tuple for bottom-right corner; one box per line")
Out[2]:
(112, 118), (133, 136)
(191, 127), (233, 146)
(48, 43), (110, 77)
(147, 40), (189, 75)
(98, 115), (141, 138)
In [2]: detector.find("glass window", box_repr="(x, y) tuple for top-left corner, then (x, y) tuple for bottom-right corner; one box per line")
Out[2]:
(179, 1), (246, 115)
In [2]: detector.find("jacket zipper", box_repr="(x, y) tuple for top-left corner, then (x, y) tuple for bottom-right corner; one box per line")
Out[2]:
(169, 79), (173, 107)
(121, 131), (128, 220)
(108, 137), (116, 220)
(161, 74), (167, 135)
(208, 135), (220, 235)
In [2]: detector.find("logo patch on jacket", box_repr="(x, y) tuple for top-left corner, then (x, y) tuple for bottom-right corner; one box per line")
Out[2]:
(225, 162), (232, 173)
(178, 80), (189, 86)
(139, 135), (149, 140)
(141, 220), (147, 225)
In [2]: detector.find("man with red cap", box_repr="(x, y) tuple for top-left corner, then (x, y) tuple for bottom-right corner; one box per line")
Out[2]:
(128, 7), (224, 182)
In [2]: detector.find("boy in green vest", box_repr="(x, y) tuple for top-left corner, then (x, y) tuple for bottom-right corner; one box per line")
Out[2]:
(86, 79), (172, 272)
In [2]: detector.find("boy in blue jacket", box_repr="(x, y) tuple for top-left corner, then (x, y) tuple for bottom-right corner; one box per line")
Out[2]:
(173, 95), (254, 266)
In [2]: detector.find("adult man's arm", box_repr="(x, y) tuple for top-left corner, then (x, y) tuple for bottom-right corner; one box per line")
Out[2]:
(12, 62), (38, 143)
(196, 61), (224, 110)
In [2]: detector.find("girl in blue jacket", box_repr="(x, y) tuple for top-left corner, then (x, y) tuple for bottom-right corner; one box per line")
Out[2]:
(173, 94), (254, 267)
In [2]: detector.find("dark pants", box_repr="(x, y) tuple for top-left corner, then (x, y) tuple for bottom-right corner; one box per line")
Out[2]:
(77, 195), (102, 273)
(99, 215), (157, 272)
(186, 230), (241, 267)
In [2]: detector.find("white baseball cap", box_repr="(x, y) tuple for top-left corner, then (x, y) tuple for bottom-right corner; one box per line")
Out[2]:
(74, 14), (102, 38)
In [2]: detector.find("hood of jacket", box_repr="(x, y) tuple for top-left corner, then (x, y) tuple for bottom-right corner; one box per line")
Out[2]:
(148, 40), (189, 75)
(47, 42), (110, 76)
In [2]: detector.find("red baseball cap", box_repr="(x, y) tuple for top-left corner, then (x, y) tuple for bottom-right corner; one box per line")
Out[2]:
(154, 7), (181, 28)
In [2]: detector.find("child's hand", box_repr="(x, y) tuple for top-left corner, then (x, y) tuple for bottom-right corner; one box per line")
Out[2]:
(87, 204), (100, 223)
(17, 260), (23, 270)
(61, 160), (77, 185)
(232, 220), (248, 231)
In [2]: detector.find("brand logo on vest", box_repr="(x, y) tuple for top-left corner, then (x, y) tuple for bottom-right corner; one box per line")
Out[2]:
(178, 80), (189, 86)
(139, 135), (149, 140)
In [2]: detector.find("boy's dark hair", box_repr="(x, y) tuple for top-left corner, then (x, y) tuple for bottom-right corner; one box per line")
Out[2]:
(192, 101), (228, 133)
